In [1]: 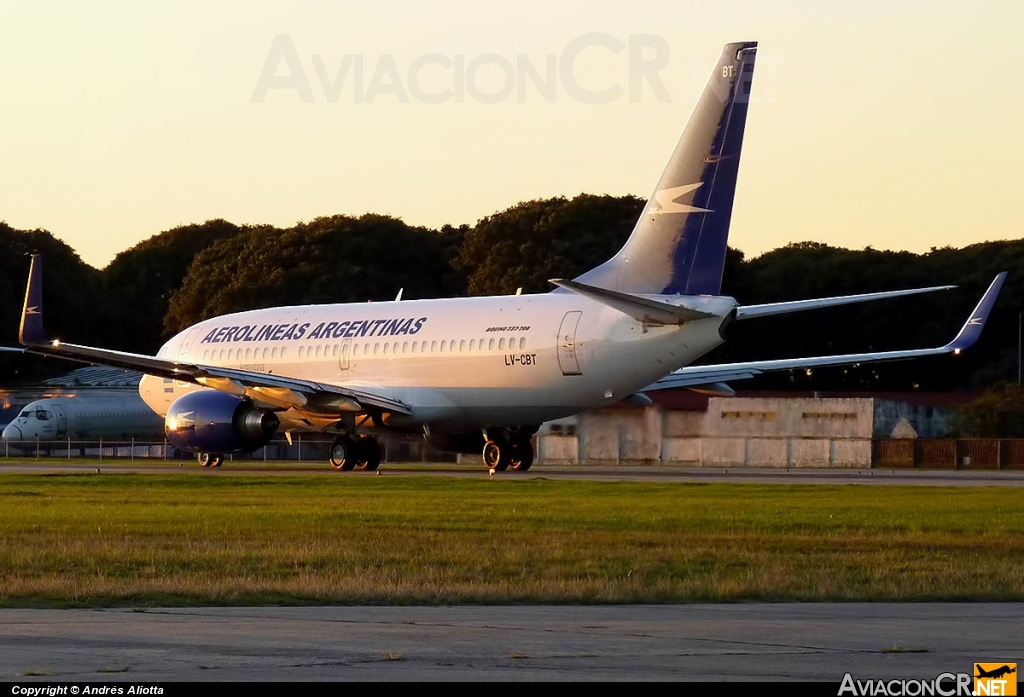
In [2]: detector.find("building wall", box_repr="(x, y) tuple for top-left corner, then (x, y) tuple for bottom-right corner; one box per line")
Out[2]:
(538, 396), (876, 467)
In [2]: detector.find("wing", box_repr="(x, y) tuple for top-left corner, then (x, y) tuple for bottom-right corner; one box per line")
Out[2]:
(735, 284), (956, 320)
(14, 255), (410, 415)
(646, 273), (1006, 392)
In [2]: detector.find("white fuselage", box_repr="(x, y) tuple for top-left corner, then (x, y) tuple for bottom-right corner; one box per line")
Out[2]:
(2, 395), (165, 441)
(139, 292), (736, 434)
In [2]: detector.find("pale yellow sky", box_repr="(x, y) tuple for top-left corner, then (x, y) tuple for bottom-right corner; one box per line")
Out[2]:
(1, 1), (1021, 267)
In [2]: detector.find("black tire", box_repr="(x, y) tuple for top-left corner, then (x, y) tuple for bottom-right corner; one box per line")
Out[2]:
(353, 436), (381, 472)
(209, 454), (224, 468)
(197, 452), (212, 468)
(508, 439), (534, 472)
(329, 437), (356, 471)
(482, 439), (509, 472)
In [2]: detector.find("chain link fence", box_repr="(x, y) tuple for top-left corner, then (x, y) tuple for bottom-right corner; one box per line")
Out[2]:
(0, 435), (459, 464)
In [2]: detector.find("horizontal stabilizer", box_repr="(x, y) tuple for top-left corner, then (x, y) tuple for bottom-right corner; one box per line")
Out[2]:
(550, 278), (717, 325)
(646, 273), (1006, 391)
(736, 284), (956, 320)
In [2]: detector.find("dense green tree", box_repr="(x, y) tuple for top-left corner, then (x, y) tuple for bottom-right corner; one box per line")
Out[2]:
(0, 222), (104, 381)
(1, 198), (1020, 395)
(456, 194), (646, 296)
(164, 215), (465, 333)
(100, 219), (244, 351)
(712, 241), (1024, 391)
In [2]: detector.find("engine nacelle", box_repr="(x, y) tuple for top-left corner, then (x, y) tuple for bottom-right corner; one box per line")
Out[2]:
(165, 391), (280, 454)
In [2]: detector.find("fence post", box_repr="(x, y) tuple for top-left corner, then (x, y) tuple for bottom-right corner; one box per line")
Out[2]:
(99, 437), (103, 460)
(264, 444), (267, 462)
(163, 438), (167, 461)
(35, 437), (39, 460)
(298, 434), (302, 462)
(131, 437), (135, 461)
(68, 437), (71, 460)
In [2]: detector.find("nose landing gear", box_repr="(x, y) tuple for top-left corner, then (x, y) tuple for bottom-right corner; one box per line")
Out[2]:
(197, 452), (224, 468)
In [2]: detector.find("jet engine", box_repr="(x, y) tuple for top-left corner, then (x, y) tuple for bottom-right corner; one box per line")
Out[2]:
(164, 391), (279, 453)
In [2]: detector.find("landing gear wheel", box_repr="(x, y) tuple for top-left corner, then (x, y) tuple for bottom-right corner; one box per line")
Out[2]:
(508, 439), (534, 472)
(198, 452), (223, 468)
(353, 436), (381, 472)
(329, 437), (356, 471)
(482, 439), (510, 472)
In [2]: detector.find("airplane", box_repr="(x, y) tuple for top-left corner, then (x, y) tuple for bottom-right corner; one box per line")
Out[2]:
(976, 666), (1017, 680)
(5, 41), (1006, 472)
(1, 395), (164, 443)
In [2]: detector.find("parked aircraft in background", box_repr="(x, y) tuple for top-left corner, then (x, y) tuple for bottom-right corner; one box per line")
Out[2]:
(5, 41), (1006, 471)
(1, 395), (164, 442)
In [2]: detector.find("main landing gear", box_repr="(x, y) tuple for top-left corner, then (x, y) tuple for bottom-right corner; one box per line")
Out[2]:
(197, 452), (224, 468)
(329, 435), (381, 472)
(482, 428), (535, 472)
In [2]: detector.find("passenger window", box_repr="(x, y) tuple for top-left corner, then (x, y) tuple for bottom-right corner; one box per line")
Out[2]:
(403, 341), (409, 353)
(431, 341), (437, 352)
(383, 343), (390, 355)
(281, 347), (288, 358)
(393, 341), (399, 354)
(317, 345), (323, 358)
(411, 342), (418, 353)
(374, 342), (380, 354)
(421, 341), (427, 353)
(499, 338), (506, 350)
(488, 338), (495, 350)
(299, 346), (306, 359)
(440, 340), (447, 352)
(272, 347), (279, 359)
(519, 337), (526, 350)
(460, 339), (466, 351)
(469, 339), (475, 351)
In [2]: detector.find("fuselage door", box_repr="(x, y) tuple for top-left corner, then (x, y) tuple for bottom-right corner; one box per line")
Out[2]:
(340, 339), (352, 371)
(557, 310), (583, 376)
(54, 406), (67, 439)
(177, 327), (201, 362)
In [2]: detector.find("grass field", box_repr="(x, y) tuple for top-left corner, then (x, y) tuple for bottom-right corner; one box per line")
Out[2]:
(0, 472), (1021, 606)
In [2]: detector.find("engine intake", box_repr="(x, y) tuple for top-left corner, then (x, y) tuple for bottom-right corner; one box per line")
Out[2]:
(165, 391), (279, 454)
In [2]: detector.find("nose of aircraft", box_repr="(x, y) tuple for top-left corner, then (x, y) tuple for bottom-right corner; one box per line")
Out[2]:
(2, 424), (23, 439)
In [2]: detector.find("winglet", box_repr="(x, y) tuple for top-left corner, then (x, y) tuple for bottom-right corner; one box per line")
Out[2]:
(944, 272), (1007, 352)
(19, 254), (45, 346)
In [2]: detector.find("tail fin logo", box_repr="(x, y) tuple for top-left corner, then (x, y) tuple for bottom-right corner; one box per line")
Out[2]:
(25, 306), (39, 315)
(649, 182), (713, 215)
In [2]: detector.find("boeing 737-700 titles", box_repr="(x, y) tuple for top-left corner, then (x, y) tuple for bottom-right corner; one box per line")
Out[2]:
(6, 42), (1006, 471)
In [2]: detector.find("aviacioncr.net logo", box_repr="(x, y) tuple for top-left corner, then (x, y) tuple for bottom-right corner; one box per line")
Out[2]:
(839, 673), (973, 696)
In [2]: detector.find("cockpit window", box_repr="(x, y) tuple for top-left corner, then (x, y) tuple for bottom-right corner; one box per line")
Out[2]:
(35, 409), (50, 420)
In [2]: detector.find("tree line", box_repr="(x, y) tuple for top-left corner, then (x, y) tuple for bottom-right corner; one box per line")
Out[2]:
(0, 194), (1020, 393)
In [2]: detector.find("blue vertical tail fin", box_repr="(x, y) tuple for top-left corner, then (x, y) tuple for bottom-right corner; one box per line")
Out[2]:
(574, 41), (756, 296)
